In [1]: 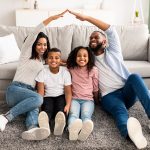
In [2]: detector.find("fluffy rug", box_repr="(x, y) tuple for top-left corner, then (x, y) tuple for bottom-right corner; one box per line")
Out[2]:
(0, 101), (149, 150)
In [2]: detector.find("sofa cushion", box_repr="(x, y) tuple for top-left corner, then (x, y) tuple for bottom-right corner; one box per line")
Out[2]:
(0, 62), (18, 79)
(0, 25), (26, 50)
(116, 24), (149, 61)
(72, 24), (149, 61)
(45, 25), (73, 60)
(125, 61), (150, 77)
(0, 34), (20, 64)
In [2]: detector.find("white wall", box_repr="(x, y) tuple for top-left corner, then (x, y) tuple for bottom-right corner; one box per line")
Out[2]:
(0, 0), (149, 26)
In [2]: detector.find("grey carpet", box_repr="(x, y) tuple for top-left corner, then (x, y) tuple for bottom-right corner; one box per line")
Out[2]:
(0, 101), (150, 150)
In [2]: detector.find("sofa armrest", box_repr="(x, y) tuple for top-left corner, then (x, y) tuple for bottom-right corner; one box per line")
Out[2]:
(148, 34), (150, 62)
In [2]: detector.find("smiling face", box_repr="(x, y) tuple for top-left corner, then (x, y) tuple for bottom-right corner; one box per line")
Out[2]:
(36, 38), (47, 56)
(47, 51), (61, 70)
(76, 48), (89, 67)
(89, 31), (106, 53)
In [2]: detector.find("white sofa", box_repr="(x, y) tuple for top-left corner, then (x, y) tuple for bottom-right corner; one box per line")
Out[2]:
(0, 24), (150, 101)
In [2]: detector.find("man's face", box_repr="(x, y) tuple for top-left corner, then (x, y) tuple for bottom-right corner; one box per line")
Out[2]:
(89, 32), (105, 53)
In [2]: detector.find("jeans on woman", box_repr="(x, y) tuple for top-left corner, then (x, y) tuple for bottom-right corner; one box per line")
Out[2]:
(5, 81), (43, 129)
(68, 99), (94, 126)
(101, 74), (150, 137)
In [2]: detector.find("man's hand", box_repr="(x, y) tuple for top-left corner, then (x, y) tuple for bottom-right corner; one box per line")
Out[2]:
(68, 9), (87, 21)
(68, 9), (110, 31)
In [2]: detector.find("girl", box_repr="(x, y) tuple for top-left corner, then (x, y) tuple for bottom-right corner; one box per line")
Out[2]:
(67, 46), (99, 141)
(0, 10), (67, 141)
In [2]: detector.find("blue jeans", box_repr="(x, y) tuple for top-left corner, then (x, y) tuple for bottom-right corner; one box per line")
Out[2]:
(6, 81), (43, 129)
(68, 99), (94, 126)
(101, 74), (150, 137)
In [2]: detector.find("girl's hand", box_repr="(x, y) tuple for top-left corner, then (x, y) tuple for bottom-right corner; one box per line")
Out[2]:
(68, 9), (87, 21)
(64, 104), (70, 115)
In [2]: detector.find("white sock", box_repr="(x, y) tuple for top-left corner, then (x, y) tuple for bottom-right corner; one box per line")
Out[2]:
(127, 117), (147, 149)
(0, 115), (8, 132)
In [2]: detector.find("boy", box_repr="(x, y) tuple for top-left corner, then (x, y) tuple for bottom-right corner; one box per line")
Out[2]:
(35, 48), (72, 136)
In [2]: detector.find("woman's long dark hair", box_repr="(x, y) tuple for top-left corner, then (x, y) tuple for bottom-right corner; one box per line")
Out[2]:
(30, 32), (50, 60)
(67, 46), (95, 72)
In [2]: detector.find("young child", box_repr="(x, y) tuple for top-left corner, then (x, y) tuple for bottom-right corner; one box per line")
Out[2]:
(35, 48), (72, 136)
(67, 46), (99, 141)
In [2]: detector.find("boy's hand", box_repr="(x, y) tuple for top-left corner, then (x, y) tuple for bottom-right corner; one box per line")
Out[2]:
(64, 104), (70, 115)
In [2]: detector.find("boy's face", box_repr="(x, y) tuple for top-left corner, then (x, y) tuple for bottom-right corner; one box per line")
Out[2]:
(47, 52), (61, 69)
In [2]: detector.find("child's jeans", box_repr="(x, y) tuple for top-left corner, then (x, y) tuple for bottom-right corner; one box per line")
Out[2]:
(42, 95), (66, 121)
(68, 99), (94, 126)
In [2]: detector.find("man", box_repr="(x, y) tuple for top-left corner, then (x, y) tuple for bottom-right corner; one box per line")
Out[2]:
(68, 10), (150, 149)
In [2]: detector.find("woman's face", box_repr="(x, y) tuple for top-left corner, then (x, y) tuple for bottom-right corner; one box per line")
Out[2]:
(36, 38), (47, 56)
(76, 48), (89, 67)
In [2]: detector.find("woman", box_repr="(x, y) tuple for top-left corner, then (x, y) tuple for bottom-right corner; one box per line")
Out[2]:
(0, 10), (67, 141)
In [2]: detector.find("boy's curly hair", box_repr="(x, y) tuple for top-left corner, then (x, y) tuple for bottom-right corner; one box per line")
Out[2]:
(67, 46), (95, 72)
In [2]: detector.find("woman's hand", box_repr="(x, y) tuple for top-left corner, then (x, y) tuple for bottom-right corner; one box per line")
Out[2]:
(50, 10), (68, 21)
(43, 10), (68, 26)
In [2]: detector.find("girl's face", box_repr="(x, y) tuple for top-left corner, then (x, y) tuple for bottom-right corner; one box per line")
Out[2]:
(47, 52), (61, 69)
(76, 48), (89, 67)
(36, 38), (47, 56)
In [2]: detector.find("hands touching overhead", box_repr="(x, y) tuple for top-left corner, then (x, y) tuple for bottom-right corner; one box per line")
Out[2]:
(68, 10), (88, 21)
(43, 9), (88, 26)
(43, 9), (109, 34)
(68, 9), (110, 31)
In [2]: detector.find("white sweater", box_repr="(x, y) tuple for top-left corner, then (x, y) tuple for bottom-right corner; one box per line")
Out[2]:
(13, 23), (45, 88)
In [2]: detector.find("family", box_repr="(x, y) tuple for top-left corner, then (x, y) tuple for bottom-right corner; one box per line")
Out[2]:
(0, 10), (150, 149)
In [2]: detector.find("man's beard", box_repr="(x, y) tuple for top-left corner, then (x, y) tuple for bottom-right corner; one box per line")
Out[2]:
(89, 43), (103, 53)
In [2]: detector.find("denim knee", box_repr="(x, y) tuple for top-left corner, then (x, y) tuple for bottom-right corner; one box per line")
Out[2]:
(34, 94), (43, 107)
(128, 73), (141, 82)
(81, 111), (92, 122)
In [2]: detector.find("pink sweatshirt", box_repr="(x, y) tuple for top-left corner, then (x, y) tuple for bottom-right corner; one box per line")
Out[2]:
(69, 66), (99, 100)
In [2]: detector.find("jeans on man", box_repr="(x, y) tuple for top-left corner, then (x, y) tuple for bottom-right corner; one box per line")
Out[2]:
(101, 74), (150, 137)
